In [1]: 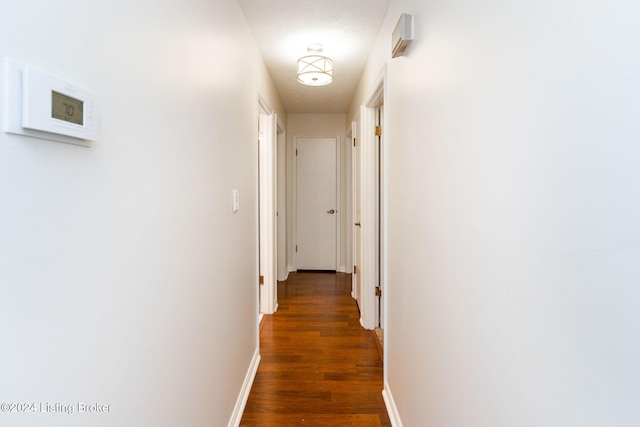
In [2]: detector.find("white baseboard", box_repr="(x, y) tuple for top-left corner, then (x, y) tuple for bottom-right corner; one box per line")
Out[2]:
(278, 268), (289, 282)
(338, 265), (346, 273)
(227, 348), (261, 427)
(382, 382), (403, 427)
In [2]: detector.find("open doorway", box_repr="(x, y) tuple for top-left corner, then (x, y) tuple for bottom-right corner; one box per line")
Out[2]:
(257, 92), (278, 322)
(355, 67), (385, 335)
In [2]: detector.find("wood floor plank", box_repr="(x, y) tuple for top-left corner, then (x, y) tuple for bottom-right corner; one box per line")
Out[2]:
(240, 413), (383, 427)
(240, 272), (391, 427)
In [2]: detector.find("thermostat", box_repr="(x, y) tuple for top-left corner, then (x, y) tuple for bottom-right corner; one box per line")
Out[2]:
(3, 58), (97, 145)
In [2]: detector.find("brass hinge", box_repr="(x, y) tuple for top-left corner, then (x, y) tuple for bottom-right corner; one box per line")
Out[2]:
(353, 138), (357, 147)
(375, 286), (382, 297)
(296, 149), (298, 156)
(296, 245), (298, 252)
(259, 275), (264, 286)
(354, 265), (357, 274)
(375, 126), (382, 136)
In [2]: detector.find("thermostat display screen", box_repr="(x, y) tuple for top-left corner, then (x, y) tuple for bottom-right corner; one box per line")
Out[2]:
(52, 91), (84, 126)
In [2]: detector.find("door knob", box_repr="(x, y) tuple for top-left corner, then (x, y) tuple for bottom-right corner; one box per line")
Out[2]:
(355, 222), (361, 227)
(327, 209), (336, 214)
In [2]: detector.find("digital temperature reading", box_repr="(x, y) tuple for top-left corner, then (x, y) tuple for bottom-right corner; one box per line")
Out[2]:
(52, 91), (84, 126)
(3, 59), (97, 143)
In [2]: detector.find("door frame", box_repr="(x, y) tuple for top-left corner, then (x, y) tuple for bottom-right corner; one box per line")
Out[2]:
(276, 125), (288, 281)
(292, 134), (341, 271)
(351, 118), (361, 304)
(257, 89), (278, 317)
(358, 66), (386, 330)
(345, 123), (354, 277)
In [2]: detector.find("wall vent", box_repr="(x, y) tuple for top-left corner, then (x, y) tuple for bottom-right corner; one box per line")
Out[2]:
(391, 13), (414, 58)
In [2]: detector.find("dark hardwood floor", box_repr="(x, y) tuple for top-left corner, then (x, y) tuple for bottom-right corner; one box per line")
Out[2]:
(240, 272), (391, 427)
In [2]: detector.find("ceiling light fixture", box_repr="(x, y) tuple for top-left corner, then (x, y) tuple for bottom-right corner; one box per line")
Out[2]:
(297, 44), (333, 86)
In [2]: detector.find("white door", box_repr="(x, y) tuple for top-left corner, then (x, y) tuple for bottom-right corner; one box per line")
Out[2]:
(375, 105), (383, 328)
(296, 137), (337, 270)
(352, 126), (362, 308)
(258, 104), (277, 315)
(359, 75), (385, 330)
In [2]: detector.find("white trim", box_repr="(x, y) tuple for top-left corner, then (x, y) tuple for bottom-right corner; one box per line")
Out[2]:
(359, 65), (387, 331)
(382, 381), (404, 427)
(276, 121), (288, 281)
(336, 134), (343, 272)
(291, 135), (299, 270)
(257, 90), (278, 315)
(338, 265), (346, 273)
(351, 117), (361, 306)
(365, 71), (385, 108)
(359, 103), (376, 330)
(345, 122), (354, 274)
(227, 348), (261, 427)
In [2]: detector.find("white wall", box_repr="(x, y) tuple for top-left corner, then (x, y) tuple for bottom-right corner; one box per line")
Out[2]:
(349, 0), (640, 425)
(286, 113), (349, 272)
(0, 1), (283, 426)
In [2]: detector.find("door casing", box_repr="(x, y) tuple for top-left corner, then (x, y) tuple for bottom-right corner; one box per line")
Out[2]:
(276, 127), (287, 281)
(357, 66), (386, 331)
(257, 90), (278, 317)
(352, 118), (362, 306)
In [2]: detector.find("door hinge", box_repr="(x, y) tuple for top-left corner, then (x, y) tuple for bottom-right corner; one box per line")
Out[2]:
(354, 265), (357, 274)
(259, 275), (265, 286)
(375, 286), (382, 297)
(296, 149), (298, 156)
(375, 126), (382, 136)
(296, 245), (298, 252)
(353, 138), (357, 147)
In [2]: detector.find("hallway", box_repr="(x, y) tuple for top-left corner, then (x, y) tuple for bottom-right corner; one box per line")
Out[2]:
(240, 272), (391, 426)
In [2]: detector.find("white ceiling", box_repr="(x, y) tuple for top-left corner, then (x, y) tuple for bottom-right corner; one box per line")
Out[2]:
(238, 0), (391, 113)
